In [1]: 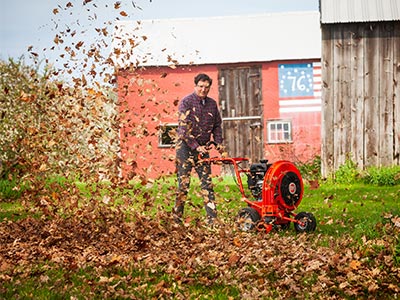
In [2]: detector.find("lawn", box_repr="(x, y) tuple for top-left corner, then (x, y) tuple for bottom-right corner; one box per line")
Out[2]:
(0, 176), (399, 299)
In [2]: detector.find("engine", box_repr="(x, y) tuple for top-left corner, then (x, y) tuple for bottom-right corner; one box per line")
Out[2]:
(247, 159), (271, 200)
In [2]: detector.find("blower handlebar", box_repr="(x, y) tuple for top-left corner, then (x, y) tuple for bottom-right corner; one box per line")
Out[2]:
(198, 142), (249, 165)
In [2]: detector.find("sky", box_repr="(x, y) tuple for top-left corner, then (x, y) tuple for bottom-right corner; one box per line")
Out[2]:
(1, 0), (319, 60)
(1, 0), (319, 84)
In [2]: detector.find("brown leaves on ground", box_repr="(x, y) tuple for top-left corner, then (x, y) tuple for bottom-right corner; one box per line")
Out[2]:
(0, 200), (399, 299)
(1, 1), (400, 298)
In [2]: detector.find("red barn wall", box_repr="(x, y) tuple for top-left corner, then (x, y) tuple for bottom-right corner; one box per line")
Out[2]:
(261, 60), (321, 164)
(117, 60), (321, 179)
(118, 65), (219, 179)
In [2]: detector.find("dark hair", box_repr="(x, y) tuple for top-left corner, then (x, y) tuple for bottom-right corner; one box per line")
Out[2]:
(194, 73), (212, 86)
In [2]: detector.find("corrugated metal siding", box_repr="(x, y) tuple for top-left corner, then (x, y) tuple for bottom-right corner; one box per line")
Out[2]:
(320, 0), (400, 23)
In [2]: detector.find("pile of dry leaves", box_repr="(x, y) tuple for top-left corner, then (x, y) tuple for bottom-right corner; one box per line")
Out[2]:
(0, 198), (399, 299)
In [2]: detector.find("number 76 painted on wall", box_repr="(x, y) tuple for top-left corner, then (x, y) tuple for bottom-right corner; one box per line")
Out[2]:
(278, 63), (314, 98)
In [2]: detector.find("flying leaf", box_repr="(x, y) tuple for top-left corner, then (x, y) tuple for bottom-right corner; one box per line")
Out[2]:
(75, 41), (84, 50)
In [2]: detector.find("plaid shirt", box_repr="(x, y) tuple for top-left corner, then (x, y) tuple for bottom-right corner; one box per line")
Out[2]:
(177, 92), (223, 150)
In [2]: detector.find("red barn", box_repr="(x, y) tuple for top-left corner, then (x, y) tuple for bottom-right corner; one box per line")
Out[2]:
(114, 11), (321, 179)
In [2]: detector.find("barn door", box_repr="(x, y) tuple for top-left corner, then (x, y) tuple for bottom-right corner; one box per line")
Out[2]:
(218, 66), (263, 163)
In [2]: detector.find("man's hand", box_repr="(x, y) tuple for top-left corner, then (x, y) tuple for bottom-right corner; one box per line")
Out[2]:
(215, 144), (225, 154)
(216, 144), (228, 157)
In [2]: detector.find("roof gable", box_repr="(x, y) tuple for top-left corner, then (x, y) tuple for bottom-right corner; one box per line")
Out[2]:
(113, 11), (321, 67)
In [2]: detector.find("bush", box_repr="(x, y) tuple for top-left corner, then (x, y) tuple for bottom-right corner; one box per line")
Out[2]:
(333, 159), (361, 184)
(363, 165), (400, 186)
(331, 159), (400, 186)
(296, 156), (321, 181)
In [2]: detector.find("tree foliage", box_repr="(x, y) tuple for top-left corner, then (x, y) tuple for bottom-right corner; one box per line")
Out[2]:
(0, 59), (119, 183)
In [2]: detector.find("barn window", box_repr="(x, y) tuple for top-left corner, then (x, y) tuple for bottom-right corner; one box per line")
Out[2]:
(159, 123), (178, 147)
(267, 120), (292, 143)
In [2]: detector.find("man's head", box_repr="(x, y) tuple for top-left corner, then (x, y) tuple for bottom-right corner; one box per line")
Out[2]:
(194, 73), (212, 99)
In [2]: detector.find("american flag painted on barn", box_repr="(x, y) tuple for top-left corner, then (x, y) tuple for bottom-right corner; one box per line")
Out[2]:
(278, 62), (321, 113)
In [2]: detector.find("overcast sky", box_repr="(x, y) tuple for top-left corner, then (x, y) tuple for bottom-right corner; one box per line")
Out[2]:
(1, 0), (319, 61)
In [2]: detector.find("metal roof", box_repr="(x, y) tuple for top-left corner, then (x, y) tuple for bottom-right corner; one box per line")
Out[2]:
(320, 0), (400, 23)
(113, 11), (321, 67)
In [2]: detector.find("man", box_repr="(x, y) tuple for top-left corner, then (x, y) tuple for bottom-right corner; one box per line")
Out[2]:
(174, 73), (224, 225)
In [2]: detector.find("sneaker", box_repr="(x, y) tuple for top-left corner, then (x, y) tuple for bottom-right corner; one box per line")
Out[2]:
(173, 213), (182, 225)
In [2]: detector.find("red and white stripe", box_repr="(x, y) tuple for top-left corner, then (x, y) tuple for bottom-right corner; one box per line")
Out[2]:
(279, 62), (321, 113)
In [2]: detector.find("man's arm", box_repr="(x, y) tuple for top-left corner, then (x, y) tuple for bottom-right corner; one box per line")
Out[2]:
(178, 98), (200, 150)
(212, 105), (223, 145)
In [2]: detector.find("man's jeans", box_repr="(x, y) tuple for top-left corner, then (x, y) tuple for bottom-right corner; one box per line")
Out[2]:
(174, 141), (217, 222)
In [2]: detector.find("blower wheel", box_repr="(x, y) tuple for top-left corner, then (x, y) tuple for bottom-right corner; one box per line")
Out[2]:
(236, 207), (260, 232)
(294, 212), (317, 233)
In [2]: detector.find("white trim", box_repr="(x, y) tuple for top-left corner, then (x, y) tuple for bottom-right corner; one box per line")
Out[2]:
(158, 123), (178, 148)
(222, 116), (262, 121)
(279, 106), (321, 113)
(267, 120), (292, 143)
(279, 99), (321, 106)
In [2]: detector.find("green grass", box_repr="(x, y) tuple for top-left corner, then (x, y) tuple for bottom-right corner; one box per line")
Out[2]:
(0, 178), (27, 200)
(2, 175), (399, 239)
(0, 200), (27, 221)
(1, 175), (399, 299)
(301, 183), (400, 240)
(0, 263), (241, 299)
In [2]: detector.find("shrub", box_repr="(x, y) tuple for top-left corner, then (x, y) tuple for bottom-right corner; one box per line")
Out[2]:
(333, 159), (360, 184)
(331, 160), (400, 186)
(296, 156), (321, 181)
(363, 165), (400, 186)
